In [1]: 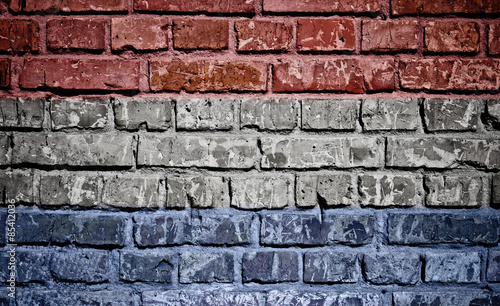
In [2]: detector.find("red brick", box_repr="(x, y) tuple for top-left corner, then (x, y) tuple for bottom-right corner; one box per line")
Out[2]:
(392, 0), (499, 15)
(489, 23), (500, 55)
(273, 58), (394, 93)
(235, 20), (293, 52)
(264, 0), (380, 13)
(134, 0), (255, 13)
(0, 58), (9, 88)
(20, 59), (139, 91)
(10, 0), (126, 13)
(400, 59), (500, 92)
(0, 20), (39, 52)
(297, 19), (355, 52)
(362, 20), (419, 52)
(173, 19), (229, 50)
(47, 18), (105, 51)
(149, 60), (267, 92)
(112, 17), (169, 51)
(425, 22), (479, 53)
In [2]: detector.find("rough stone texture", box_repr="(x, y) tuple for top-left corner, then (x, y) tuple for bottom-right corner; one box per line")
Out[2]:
(263, 0), (380, 12)
(231, 175), (294, 209)
(485, 100), (500, 130)
(166, 176), (229, 208)
(359, 173), (423, 207)
(394, 292), (500, 306)
(235, 20), (293, 51)
(490, 23), (500, 55)
(487, 250), (500, 282)
(423, 98), (479, 131)
(273, 58), (395, 93)
(0, 213), (5, 245)
(267, 291), (383, 306)
(361, 98), (420, 130)
(12, 133), (135, 167)
(176, 98), (234, 130)
(179, 252), (234, 283)
(388, 213), (499, 245)
(261, 213), (375, 246)
(0, 58), (9, 88)
(120, 251), (172, 282)
(0, 19), (39, 52)
(134, 0), (255, 13)
(296, 173), (355, 207)
(297, 19), (355, 51)
(362, 20), (419, 51)
(17, 251), (51, 283)
(134, 214), (252, 246)
(114, 97), (172, 130)
(150, 60), (267, 92)
(425, 174), (486, 207)
(138, 135), (257, 168)
(386, 137), (500, 169)
(364, 252), (420, 285)
(50, 250), (111, 283)
(425, 252), (481, 283)
(304, 252), (359, 283)
(47, 18), (106, 51)
(301, 99), (358, 130)
(494, 175), (500, 206)
(40, 173), (100, 206)
(399, 58), (500, 92)
(261, 136), (384, 169)
(50, 97), (108, 130)
(10, 0), (127, 13)
(0, 97), (44, 129)
(242, 251), (299, 283)
(173, 19), (229, 50)
(425, 21), (480, 53)
(0, 172), (38, 204)
(0, 134), (10, 165)
(143, 291), (263, 306)
(392, 0), (500, 15)
(240, 98), (297, 130)
(112, 17), (169, 51)
(18, 290), (134, 305)
(102, 175), (166, 208)
(21, 58), (140, 91)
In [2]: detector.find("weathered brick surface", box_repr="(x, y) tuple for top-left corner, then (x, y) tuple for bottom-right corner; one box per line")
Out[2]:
(166, 176), (229, 208)
(386, 137), (500, 169)
(0, 172), (38, 204)
(114, 97), (172, 130)
(423, 98), (478, 131)
(0, 213), (5, 245)
(490, 23), (500, 55)
(134, 0), (255, 13)
(425, 174), (486, 207)
(47, 18), (105, 51)
(487, 250), (500, 282)
(273, 59), (394, 93)
(50, 98), (108, 130)
(10, 0), (127, 13)
(0, 58), (9, 88)
(102, 175), (166, 208)
(362, 20), (419, 52)
(267, 291), (383, 305)
(304, 252), (359, 283)
(261, 213), (375, 246)
(0, 20), (39, 52)
(425, 22), (479, 53)
(301, 99), (358, 130)
(17, 251), (51, 283)
(359, 173), (423, 207)
(296, 173), (355, 207)
(263, 0), (380, 12)
(364, 252), (420, 285)
(231, 174), (294, 209)
(112, 17), (169, 51)
(297, 19), (355, 51)
(425, 252), (481, 283)
(235, 20), (293, 51)
(241, 98), (297, 130)
(138, 135), (257, 168)
(13, 134), (135, 167)
(261, 136), (384, 169)
(173, 19), (229, 50)
(50, 250), (112, 283)
(388, 213), (499, 245)
(18, 290), (134, 305)
(120, 251), (172, 282)
(142, 291), (262, 305)
(21, 59), (140, 91)
(392, 0), (500, 15)
(40, 173), (99, 206)
(0, 134), (10, 165)
(179, 252), (234, 283)
(0, 97), (44, 129)
(493, 175), (500, 206)
(393, 292), (500, 306)
(150, 60), (267, 92)
(176, 98), (234, 130)
(361, 98), (420, 130)
(242, 251), (298, 283)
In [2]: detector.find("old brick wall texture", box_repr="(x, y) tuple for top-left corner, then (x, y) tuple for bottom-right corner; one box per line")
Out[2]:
(0, 0), (500, 305)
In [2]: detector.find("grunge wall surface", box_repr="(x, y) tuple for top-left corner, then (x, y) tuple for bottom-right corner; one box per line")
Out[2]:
(0, 0), (500, 305)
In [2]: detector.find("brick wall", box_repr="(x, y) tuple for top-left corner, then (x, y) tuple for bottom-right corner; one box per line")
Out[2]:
(0, 0), (500, 305)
